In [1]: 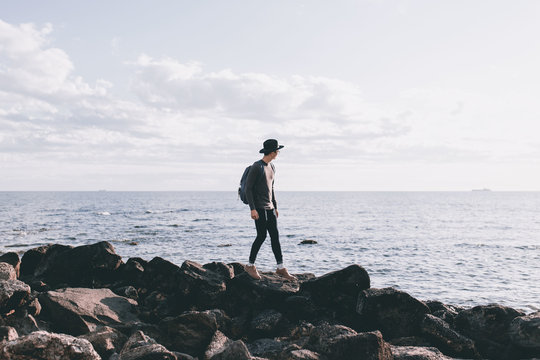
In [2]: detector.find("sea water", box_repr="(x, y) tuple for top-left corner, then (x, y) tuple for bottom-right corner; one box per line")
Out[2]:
(1, 191), (539, 312)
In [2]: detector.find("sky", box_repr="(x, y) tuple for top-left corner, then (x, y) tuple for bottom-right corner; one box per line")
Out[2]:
(1, 0), (540, 191)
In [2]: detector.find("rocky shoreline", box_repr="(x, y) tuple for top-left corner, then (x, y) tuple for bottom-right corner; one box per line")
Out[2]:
(0, 241), (539, 359)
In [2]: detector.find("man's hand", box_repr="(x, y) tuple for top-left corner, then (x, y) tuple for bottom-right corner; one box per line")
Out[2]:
(275, 209), (279, 218)
(251, 209), (259, 220)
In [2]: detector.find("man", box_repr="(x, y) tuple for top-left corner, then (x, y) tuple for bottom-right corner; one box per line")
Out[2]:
(244, 139), (296, 281)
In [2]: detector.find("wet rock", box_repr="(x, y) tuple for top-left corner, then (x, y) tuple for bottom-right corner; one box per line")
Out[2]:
(210, 340), (252, 360)
(250, 309), (285, 338)
(509, 311), (540, 349)
(454, 304), (524, 359)
(0, 326), (18, 341)
(0, 279), (31, 313)
(391, 345), (453, 359)
(39, 287), (138, 335)
(420, 314), (479, 358)
(119, 330), (176, 360)
(299, 240), (318, 245)
(0, 262), (17, 281)
(357, 287), (430, 339)
(158, 310), (218, 356)
(80, 326), (128, 359)
(0, 252), (20, 277)
(307, 325), (392, 360)
(0, 330), (100, 360)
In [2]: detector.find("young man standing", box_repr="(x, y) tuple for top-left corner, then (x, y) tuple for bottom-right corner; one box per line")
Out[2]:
(244, 139), (296, 281)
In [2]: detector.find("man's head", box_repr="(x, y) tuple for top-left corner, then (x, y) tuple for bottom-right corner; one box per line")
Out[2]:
(259, 139), (284, 156)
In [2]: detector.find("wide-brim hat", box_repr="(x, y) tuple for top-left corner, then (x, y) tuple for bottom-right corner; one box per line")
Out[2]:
(259, 139), (284, 153)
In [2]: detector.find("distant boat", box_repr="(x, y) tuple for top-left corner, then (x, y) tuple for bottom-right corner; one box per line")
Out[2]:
(472, 188), (492, 192)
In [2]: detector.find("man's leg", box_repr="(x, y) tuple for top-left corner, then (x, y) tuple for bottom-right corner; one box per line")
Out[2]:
(248, 208), (268, 264)
(266, 209), (283, 265)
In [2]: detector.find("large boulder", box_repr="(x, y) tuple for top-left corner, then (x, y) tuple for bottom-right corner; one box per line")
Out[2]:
(454, 304), (524, 359)
(204, 330), (233, 360)
(225, 271), (301, 315)
(250, 309), (286, 338)
(0, 280), (31, 314)
(0, 263), (17, 281)
(119, 330), (177, 360)
(0, 330), (100, 359)
(307, 323), (393, 360)
(21, 242), (123, 287)
(175, 260), (228, 310)
(356, 288), (430, 339)
(39, 287), (138, 335)
(210, 340), (252, 360)
(420, 314), (479, 358)
(509, 311), (540, 350)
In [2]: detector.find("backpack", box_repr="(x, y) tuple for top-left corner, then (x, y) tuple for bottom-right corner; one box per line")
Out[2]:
(238, 162), (274, 204)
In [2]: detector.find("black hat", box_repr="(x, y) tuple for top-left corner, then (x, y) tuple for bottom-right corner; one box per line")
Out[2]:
(259, 139), (284, 154)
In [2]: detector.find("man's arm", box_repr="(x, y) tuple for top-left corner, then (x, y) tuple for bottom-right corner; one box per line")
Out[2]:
(245, 162), (259, 219)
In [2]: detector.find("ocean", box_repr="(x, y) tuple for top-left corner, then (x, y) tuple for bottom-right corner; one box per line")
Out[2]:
(1, 191), (539, 313)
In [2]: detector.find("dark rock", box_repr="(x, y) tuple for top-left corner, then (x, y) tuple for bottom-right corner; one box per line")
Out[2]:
(118, 257), (146, 287)
(0, 330), (100, 359)
(420, 314), (479, 358)
(210, 340), (252, 360)
(283, 348), (321, 360)
(299, 240), (318, 245)
(247, 337), (290, 359)
(0, 252), (20, 277)
(119, 330), (176, 360)
(203, 262), (235, 280)
(142, 256), (182, 293)
(21, 242), (123, 288)
(227, 262), (246, 276)
(140, 291), (171, 322)
(307, 325), (392, 360)
(2, 313), (40, 335)
(391, 345), (453, 359)
(158, 310), (218, 356)
(509, 311), (540, 350)
(389, 337), (433, 347)
(0, 279), (31, 314)
(0, 325), (18, 341)
(39, 287), (139, 336)
(425, 301), (459, 326)
(250, 309), (285, 338)
(225, 271), (300, 315)
(0, 262), (17, 281)
(454, 304), (524, 359)
(357, 287), (430, 339)
(79, 326), (128, 359)
(283, 296), (319, 321)
(114, 285), (139, 301)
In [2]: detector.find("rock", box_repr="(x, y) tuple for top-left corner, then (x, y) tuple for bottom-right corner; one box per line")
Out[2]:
(114, 285), (139, 301)
(210, 340), (252, 360)
(203, 262), (235, 280)
(284, 348), (321, 360)
(27, 296), (42, 316)
(283, 296), (319, 322)
(0, 263), (17, 281)
(142, 256), (183, 293)
(420, 314), (479, 358)
(299, 240), (318, 245)
(247, 338), (290, 359)
(0, 252), (20, 277)
(0, 330), (100, 359)
(454, 304), (524, 359)
(0, 326), (18, 341)
(225, 271), (300, 315)
(118, 257), (146, 287)
(21, 242), (123, 288)
(307, 325), (392, 360)
(391, 345), (453, 359)
(0, 279), (31, 313)
(80, 326), (128, 359)
(250, 309), (285, 338)
(39, 287), (138, 335)
(425, 301), (459, 326)
(2, 313), (40, 335)
(509, 311), (540, 349)
(204, 330), (233, 360)
(158, 310), (218, 356)
(357, 287), (430, 339)
(119, 330), (176, 360)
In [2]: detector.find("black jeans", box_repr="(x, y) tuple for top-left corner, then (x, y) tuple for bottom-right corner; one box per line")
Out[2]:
(249, 208), (283, 264)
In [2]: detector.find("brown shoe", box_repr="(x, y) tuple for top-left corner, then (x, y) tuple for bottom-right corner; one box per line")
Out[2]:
(245, 264), (261, 280)
(276, 267), (297, 281)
